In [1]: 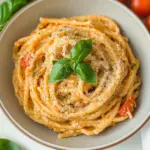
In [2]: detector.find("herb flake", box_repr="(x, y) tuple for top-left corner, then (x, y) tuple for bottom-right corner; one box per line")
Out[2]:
(131, 63), (136, 69)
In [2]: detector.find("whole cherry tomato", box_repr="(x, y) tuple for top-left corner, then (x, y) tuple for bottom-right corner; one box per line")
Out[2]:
(117, 0), (128, 4)
(145, 16), (150, 31)
(130, 0), (150, 17)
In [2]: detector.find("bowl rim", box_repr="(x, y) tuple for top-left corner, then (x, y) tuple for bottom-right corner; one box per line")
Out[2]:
(0, 103), (149, 150)
(0, 0), (150, 149)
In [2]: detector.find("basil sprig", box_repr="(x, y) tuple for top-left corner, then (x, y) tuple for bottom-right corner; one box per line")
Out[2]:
(0, 139), (23, 150)
(49, 39), (96, 83)
(0, 0), (29, 31)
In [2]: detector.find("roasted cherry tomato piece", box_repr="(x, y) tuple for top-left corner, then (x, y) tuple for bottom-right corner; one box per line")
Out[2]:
(119, 96), (135, 117)
(20, 53), (32, 69)
(130, 0), (150, 17)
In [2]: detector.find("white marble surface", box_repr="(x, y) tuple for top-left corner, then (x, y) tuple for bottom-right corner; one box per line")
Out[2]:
(141, 120), (150, 150)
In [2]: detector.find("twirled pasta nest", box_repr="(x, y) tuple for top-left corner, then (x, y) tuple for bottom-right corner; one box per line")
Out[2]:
(13, 15), (141, 138)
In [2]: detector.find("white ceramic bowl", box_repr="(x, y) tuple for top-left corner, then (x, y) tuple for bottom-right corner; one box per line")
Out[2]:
(0, 0), (150, 149)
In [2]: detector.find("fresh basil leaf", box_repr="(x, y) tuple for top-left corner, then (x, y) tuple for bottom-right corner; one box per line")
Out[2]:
(0, 0), (28, 31)
(70, 39), (92, 64)
(0, 21), (7, 30)
(75, 62), (96, 83)
(11, 0), (28, 13)
(0, 2), (11, 22)
(49, 58), (73, 83)
(0, 139), (23, 150)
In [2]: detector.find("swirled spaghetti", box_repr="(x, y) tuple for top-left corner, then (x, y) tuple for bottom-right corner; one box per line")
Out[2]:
(13, 15), (141, 138)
